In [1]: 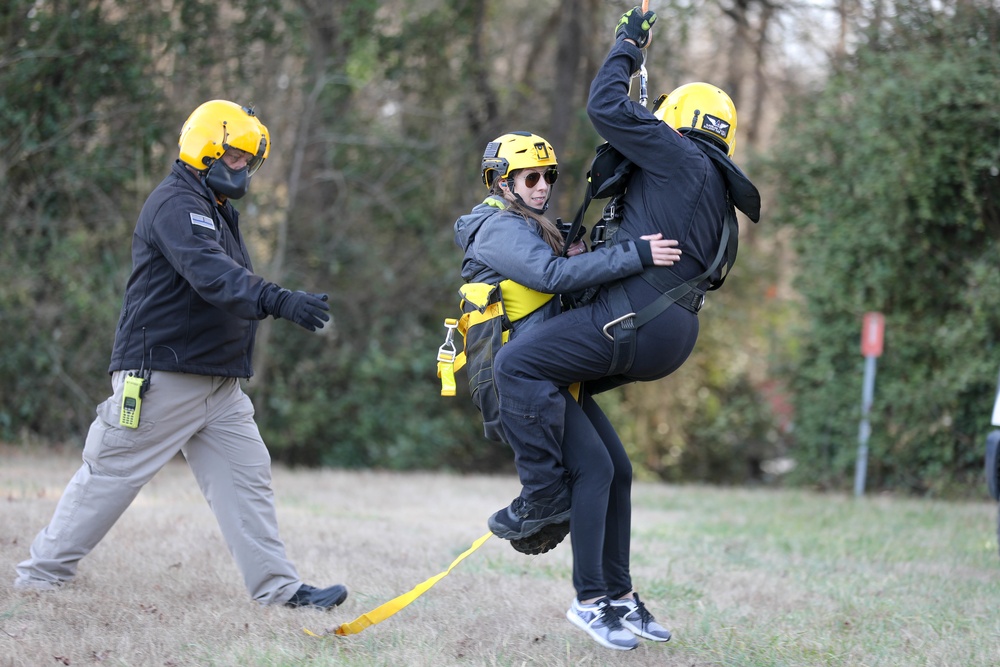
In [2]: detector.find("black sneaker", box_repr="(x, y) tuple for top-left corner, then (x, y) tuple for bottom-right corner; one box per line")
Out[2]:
(284, 583), (348, 609)
(488, 486), (571, 540)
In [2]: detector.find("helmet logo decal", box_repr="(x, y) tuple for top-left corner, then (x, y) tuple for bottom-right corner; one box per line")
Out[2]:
(533, 142), (551, 161)
(702, 114), (731, 139)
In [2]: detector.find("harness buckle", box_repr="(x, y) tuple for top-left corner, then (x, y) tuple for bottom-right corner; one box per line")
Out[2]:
(437, 318), (460, 397)
(694, 293), (706, 312)
(591, 223), (606, 246)
(437, 318), (458, 362)
(602, 200), (617, 222)
(601, 312), (636, 341)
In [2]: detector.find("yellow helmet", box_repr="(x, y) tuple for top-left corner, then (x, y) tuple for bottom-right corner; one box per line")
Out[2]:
(178, 100), (269, 175)
(481, 131), (558, 188)
(653, 82), (738, 157)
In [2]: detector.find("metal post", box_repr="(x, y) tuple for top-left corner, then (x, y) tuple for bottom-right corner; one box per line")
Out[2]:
(854, 354), (877, 497)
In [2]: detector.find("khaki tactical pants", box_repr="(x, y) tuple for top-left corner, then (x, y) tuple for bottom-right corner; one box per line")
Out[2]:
(15, 371), (301, 605)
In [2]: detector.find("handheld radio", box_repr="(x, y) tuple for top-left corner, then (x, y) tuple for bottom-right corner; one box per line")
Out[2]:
(119, 374), (146, 428)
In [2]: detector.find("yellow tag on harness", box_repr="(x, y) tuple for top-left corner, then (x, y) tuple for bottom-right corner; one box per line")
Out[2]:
(436, 318), (459, 396)
(305, 531), (494, 638)
(437, 359), (457, 397)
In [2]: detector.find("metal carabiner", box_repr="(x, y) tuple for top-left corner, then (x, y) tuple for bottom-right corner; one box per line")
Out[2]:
(601, 312), (635, 341)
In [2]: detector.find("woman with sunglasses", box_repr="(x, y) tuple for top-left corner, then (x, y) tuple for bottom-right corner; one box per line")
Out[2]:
(454, 130), (680, 650)
(488, 6), (761, 650)
(456, 130), (679, 449)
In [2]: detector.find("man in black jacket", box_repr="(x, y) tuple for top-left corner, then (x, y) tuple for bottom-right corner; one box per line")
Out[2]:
(14, 100), (346, 610)
(488, 7), (761, 649)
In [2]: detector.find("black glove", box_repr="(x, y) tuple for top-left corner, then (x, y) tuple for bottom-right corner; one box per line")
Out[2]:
(267, 287), (330, 332)
(615, 6), (657, 47)
(509, 521), (570, 556)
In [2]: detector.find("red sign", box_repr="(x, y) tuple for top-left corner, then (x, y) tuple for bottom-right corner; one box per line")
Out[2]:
(861, 312), (885, 357)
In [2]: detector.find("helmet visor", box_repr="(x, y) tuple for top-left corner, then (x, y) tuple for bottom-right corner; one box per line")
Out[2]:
(246, 135), (268, 176)
(247, 153), (265, 176)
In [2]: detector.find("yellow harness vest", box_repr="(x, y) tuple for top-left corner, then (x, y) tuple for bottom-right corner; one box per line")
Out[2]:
(437, 279), (553, 396)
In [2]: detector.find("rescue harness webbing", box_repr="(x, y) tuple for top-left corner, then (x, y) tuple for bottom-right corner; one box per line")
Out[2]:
(604, 208), (737, 376)
(437, 279), (553, 396)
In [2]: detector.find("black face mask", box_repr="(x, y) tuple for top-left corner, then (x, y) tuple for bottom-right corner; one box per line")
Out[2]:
(204, 159), (251, 200)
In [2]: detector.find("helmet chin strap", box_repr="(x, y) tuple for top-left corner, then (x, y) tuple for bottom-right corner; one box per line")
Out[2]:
(512, 192), (548, 214)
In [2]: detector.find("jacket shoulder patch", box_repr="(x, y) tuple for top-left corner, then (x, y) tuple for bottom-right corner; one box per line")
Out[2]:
(189, 212), (215, 231)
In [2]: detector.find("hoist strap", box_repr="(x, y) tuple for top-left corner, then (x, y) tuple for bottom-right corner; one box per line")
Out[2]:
(457, 282), (498, 311)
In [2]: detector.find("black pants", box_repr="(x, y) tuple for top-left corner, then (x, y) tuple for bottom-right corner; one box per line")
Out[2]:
(494, 292), (698, 500)
(561, 388), (633, 601)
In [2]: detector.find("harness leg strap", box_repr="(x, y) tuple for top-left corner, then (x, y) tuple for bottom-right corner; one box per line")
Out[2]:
(604, 281), (638, 376)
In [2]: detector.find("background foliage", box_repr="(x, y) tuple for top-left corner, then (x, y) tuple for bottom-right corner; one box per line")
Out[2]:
(1, 0), (997, 496)
(764, 3), (1000, 495)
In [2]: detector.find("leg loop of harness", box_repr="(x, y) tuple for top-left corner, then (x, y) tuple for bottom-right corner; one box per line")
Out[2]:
(603, 282), (638, 377)
(601, 312), (636, 342)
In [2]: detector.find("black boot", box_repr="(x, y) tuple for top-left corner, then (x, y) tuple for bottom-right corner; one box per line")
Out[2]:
(488, 485), (571, 540)
(284, 583), (348, 609)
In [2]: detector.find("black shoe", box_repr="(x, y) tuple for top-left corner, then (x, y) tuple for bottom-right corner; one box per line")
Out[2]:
(488, 487), (571, 540)
(284, 583), (348, 609)
(509, 520), (570, 555)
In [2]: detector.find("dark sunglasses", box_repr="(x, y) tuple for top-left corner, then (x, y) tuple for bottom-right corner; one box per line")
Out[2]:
(522, 168), (559, 188)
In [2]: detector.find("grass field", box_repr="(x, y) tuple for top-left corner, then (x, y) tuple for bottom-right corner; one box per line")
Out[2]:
(2, 445), (999, 666)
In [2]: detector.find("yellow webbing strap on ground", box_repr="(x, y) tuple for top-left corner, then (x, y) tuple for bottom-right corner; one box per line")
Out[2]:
(305, 531), (494, 638)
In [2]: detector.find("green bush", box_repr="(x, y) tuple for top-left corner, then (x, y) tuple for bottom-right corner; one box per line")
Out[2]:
(765, 3), (1000, 495)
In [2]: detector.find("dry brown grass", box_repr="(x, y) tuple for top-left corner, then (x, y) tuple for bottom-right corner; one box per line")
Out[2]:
(3, 445), (1000, 667)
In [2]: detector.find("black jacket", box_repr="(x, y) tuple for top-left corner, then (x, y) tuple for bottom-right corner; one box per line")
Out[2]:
(587, 40), (734, 307)
(109, 161), (273, 377)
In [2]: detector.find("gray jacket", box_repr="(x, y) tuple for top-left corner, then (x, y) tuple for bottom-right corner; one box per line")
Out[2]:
(454, 195), (651, 334)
